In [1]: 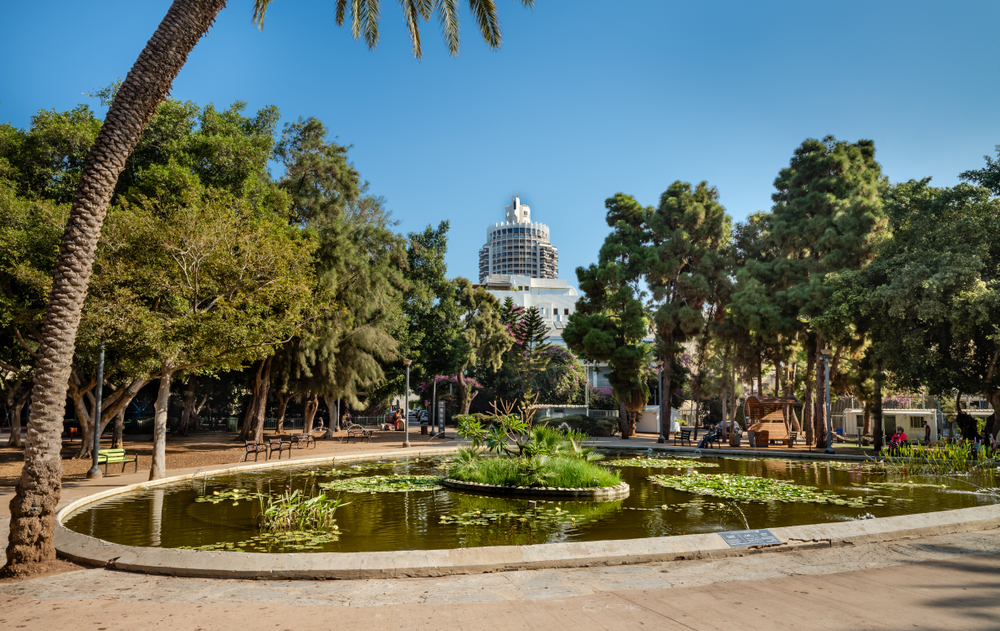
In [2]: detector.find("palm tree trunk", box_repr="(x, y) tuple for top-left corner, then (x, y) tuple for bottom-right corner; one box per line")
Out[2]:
(3, 0), (228, 578)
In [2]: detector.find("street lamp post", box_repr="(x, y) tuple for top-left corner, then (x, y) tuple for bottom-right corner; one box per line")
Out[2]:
(86, 341), (106, 479)
(822, 348), (834, 454)
(403, 359), (412, 448)
(656, 360), (666, 444)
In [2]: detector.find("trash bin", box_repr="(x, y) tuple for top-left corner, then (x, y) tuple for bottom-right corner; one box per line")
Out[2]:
(420, 423), (429, 435)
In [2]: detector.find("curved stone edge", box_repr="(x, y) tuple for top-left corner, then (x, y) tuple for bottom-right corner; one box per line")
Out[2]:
(54, 448), (1000, 580)
(441, 478), (630, 500)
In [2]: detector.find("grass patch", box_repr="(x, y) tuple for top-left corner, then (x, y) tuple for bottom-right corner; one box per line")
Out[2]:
(448, 455), (621, 489)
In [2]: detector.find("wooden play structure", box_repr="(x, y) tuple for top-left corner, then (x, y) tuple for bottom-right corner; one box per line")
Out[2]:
(743, 395), (800, 446)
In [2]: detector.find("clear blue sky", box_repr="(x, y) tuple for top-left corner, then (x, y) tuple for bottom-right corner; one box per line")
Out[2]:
(3, 1), (998, 286)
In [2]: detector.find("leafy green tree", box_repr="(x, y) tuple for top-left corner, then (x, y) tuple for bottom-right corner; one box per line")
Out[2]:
(850, 179), (1000, 440)
(764, 137), (887, 447)
(960, 144), (1000, 195)
(647, 181), (731, 440)
(96, 192), (315, 479)
(564, 194), (651, 437)
(7, 0), (534, 577)
(451, 278), (513, 414)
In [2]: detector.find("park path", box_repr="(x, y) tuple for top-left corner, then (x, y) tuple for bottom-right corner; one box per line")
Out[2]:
(0, 529), (997, 630)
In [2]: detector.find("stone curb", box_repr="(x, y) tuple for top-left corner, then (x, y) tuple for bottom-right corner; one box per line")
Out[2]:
(441, 478), (630, 500)
(54, 448), (1000, 580)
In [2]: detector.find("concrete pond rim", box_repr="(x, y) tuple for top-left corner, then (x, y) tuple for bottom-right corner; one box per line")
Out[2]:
(53, 446), (1000, 580)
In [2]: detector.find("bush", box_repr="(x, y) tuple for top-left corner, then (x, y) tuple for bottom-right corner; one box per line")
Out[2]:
(545, 414), (617, 437)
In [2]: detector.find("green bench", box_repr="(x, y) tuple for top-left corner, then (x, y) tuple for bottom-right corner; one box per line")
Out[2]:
(96, 448), (138, 474)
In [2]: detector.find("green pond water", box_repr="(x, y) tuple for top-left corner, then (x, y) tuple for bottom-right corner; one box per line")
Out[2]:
(63, 452), (1000, 553)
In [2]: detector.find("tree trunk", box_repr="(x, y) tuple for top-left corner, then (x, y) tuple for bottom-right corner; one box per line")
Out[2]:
(985, 391), (1000, 440)
(303, 393), (319, 434)
(618, 400), (630, 438)
(4, 0), (228, 578)
(660, 352), (674, 441)
(111, 406), (126, 449)
(756, 354), (763, 396)
(775, 359), (781, 396)
(814, 337), (827, 448)
(5, 384), (30, 449)
(179, 379), (195, 436)
(274, 391), (291, 434)
(862, 401), (871, 445)
(456, 372), (476, 415)
(803, 338), (816, 446)
(238, 357), (272, 443)
(149, 371), (173, 481)
(322, 395), (335, 438)
(873, 377), (883, 453)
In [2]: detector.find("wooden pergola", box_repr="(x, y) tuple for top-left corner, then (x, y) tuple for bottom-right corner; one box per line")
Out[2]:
(743, 395), (799, 445)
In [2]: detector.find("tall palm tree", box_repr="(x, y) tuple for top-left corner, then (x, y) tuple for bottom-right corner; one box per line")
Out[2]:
(4, 0), (534, 578)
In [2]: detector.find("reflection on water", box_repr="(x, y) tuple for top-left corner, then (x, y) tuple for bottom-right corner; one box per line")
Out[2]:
(63, 453), (998, 553)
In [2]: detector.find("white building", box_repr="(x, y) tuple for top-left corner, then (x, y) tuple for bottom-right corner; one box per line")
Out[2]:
(478, 196), (558, 281)
(477, 274), (579, 345)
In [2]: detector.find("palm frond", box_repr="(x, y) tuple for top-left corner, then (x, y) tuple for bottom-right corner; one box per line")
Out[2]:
(361, 0), (381, 48)
(399, 0), (424, 58)
(416, 0), (433, 20)
(252, 0), (273, 30)
(437, 0), (460, 56)
(468, 0), (500, 49)
(336, 0), (348, 26)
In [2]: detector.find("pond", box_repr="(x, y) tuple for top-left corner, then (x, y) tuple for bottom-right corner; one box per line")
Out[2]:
(63, 452), (1000, 553)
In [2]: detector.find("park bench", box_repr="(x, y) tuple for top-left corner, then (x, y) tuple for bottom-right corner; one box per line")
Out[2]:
(701, 431), (722, 449)
(267, 437), (292, 460)
(343, 423), (373, 444)
(674, 428), (693, 446)
(96, 448), (138, 475)
(787, 432), (798, 447)
(242, 440), (267, 462)
(288, 432), (316, 449)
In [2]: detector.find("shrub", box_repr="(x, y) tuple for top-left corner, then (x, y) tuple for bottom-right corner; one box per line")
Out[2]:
(547, 414), (617, 437)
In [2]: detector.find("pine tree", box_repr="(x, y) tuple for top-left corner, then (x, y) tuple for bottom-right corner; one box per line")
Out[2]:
(647, 181), (732, 441)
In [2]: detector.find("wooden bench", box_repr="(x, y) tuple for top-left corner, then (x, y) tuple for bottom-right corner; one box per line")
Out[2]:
(674, 427), (693, 446)
(96, 448), (138, 474)
(288, 433), (316, 449)
(343, 423), (373, 444)
(700, 431), (723, 449)
(267, 437), (292, 460)
(787, 432), (798, 447)
(242, 440), (267, 462)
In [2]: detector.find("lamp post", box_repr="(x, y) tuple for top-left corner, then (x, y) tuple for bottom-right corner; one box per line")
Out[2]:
(821, 348), (834, 454)
(86, 341), (106, 479)
(403, 359), (412, 447)
(656, 360), (665, 443)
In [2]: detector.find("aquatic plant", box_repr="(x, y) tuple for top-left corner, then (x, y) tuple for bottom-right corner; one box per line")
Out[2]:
(319, 474), (444, 493)
(195, 489), (254, 505)
(257, 488), (345, 532)
(610, 457), (720, 469)
(650, 473), (868, 508)
(882, 443), (998, 475)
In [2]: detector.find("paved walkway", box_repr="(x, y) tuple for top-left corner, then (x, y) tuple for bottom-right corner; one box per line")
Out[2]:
(0, 529), (997, 629)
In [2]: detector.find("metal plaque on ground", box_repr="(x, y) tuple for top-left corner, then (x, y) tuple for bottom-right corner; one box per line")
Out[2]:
(718, 529), (782, 548)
